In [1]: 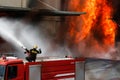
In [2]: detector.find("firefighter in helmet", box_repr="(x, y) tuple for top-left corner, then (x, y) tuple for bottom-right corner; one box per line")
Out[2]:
(25, 45), (42, 62)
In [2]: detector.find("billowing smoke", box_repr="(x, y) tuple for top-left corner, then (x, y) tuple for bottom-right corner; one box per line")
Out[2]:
(0, 17), (70, 58)
(57, 0), (120, 60)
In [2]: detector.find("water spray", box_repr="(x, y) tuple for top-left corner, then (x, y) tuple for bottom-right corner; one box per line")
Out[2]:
(0, 26), (25, 48)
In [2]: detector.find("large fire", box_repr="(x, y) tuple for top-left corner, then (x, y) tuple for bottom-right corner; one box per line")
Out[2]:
(67, 0), (117, 59)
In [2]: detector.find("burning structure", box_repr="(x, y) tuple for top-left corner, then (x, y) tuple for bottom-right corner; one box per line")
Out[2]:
(0, 0), (119, 60)
(60, 0), (120, 60)
(0, 0), (86, 58)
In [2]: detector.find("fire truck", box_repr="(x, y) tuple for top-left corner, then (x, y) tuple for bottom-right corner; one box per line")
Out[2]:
(0, 56), (85, 80)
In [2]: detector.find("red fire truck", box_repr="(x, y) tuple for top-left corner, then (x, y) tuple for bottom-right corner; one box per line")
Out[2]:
(0, 56), (85, 80)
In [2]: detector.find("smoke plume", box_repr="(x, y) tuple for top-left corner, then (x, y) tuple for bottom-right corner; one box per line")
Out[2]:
(60, 0), (120, 60)
(0, 18), (70, 58)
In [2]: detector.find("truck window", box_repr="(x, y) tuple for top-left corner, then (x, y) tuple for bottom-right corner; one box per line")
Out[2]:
(8, 66), (17, 79)
(0, 65), (5, 80)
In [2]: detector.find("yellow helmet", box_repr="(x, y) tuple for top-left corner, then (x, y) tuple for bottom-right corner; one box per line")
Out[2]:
(33, 45), (38, 49)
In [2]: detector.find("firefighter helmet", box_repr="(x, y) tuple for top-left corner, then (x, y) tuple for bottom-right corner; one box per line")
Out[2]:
(33, 45), (38, 49)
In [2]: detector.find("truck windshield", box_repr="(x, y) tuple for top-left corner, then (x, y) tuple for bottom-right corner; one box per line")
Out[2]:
(0, 65), (5, 80)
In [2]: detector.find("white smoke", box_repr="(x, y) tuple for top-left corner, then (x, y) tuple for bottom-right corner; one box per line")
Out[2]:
(0, 18), (42, 58)
(0, 18), (45, 58)
(0, 18), (70, 58)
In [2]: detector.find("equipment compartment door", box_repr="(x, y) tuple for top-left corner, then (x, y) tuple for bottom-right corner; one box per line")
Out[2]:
(29, 65), (41, 80)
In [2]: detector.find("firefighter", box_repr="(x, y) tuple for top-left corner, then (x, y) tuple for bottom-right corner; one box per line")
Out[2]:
(25, 45), (42, 62)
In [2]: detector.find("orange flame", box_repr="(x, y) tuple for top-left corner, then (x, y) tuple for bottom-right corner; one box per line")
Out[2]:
(67, 0), (117, 58)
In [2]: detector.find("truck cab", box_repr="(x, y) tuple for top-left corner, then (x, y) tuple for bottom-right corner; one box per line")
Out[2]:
(0, 57), (24, 80)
